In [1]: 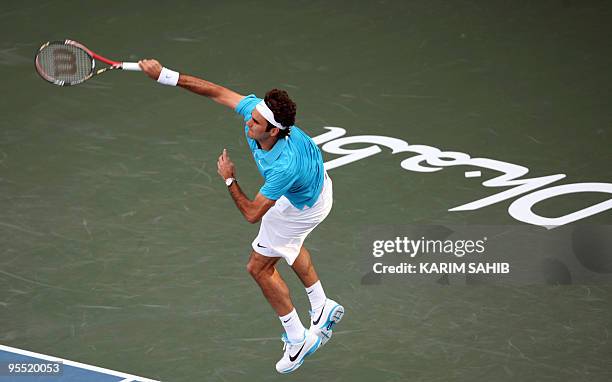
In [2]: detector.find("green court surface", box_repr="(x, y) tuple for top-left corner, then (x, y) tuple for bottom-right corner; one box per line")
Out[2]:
(1, 1), (611, 381)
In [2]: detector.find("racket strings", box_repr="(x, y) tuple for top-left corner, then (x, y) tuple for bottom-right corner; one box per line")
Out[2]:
(36, 43), (93, 85)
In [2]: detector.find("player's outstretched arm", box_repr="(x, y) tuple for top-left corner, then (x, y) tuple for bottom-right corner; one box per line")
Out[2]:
(138, 59), (244, 110)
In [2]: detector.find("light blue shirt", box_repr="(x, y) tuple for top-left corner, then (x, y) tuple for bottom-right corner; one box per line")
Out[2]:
(235, 94), (325, 209)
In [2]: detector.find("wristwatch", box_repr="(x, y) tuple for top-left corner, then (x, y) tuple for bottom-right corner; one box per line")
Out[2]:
(225, 177), (236, 187)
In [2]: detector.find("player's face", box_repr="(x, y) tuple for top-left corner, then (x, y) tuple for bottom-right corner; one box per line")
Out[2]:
(247, 109), (271, 140)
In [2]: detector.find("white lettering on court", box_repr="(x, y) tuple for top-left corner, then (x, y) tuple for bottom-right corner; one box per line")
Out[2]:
(312, 127), (611, 229)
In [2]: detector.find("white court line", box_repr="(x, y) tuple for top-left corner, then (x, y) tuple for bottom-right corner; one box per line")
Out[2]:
(0, 344), (159, 382)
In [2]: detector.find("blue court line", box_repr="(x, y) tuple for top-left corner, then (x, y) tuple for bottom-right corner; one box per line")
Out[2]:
(0, 344), (159, 382)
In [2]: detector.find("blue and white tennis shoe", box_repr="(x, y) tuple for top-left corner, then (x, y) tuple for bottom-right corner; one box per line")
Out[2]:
(275, 329), (321, 374)
(309, 298), (345, 346)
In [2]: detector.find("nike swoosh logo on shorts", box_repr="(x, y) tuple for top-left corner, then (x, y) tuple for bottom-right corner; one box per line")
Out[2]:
(312, 304), (325, 325)
(289, 343), (306, 362)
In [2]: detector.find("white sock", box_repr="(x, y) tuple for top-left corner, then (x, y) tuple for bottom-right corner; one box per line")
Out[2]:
(305, 280), (326, 311)
(279, 308), (306, 343)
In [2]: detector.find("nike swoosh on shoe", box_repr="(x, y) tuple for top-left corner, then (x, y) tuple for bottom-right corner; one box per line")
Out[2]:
(289, 342), (306, 362)
(312, 303), (326, 325)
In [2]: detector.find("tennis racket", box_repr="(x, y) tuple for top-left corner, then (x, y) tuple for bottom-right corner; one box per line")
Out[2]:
(35, 40), (141, 86)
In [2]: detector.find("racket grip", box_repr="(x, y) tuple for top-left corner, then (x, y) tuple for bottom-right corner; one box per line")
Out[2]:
(121, 62), (141, 71)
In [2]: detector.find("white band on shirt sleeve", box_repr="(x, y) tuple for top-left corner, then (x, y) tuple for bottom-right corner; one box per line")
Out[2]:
(157, 67), (180, 86)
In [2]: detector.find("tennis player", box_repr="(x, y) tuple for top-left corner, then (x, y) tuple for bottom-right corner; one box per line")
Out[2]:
(139, 59), (344, 373)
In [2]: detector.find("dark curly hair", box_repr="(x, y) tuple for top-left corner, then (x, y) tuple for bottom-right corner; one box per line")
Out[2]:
(264, 88), (296, 139)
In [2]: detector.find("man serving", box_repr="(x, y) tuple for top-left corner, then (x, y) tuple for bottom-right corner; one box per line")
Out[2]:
(139, 60), (344, 374)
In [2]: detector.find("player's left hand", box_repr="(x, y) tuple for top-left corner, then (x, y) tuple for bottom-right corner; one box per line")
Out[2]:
(217, 149), (236, 180)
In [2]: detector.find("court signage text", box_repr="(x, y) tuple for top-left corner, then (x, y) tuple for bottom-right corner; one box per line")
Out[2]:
(312, 127), (612, 228)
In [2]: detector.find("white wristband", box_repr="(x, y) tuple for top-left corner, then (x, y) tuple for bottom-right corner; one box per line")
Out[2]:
(157, 67), (180, 86)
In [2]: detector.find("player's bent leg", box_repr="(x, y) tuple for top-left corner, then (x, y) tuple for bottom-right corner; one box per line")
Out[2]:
(291, 246), (319, 287)
(247, 251), (321, 373)
(246, 251), (293, 316)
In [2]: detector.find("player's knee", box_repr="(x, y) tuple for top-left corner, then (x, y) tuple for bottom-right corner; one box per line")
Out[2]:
(246, 257), (275, 280)
(246, 260), (260, 279)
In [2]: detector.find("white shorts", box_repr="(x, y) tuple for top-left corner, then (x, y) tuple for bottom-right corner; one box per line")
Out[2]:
(252, 172), (333, 265)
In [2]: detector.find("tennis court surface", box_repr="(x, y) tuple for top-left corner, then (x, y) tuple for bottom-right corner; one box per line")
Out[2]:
(1, 1), (611, 381)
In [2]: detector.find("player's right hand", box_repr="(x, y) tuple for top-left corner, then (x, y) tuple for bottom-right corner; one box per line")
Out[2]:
(138, 59), (162, 80)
